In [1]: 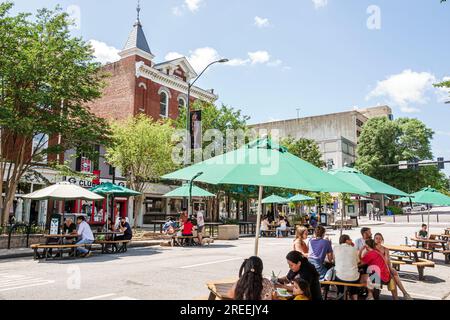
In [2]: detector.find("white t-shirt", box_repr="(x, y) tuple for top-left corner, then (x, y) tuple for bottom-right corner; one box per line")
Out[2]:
(77, 221), (94, 241)
(260, 219), (269, 231)
(355, 238), (366, 251)
(196, 211), (205, 227)
(333, 243), (360, 281)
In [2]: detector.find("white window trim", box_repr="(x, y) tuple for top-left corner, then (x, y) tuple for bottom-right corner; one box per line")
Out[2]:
(158, 88), (170, 118)
(177, 94), (187, 110)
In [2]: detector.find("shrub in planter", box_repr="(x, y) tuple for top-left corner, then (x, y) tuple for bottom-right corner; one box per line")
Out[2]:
(386, 206), (403, 216)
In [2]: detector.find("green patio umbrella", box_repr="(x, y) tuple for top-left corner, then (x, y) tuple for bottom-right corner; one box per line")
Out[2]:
(288, 194), (315, 202)
(328, 167), (409, 197)
(261, 194), (289, 204)
(162, 137), (366, 255)
(394, 187), (450, 233)
(329, 167), (410, 236)
(163, 184), (215, 198)
(90, 182), (142, 231)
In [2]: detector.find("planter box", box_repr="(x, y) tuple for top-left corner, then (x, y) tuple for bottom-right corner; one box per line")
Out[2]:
(218, 225), (239, 240)
(0, 234), (46, 249)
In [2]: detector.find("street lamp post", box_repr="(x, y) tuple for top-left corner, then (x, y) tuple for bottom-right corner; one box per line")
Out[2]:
(185, 58), (229, 166)
(188, 172), (204, 218)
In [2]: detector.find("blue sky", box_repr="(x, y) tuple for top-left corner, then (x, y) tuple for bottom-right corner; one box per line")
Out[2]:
(11, 0), (450, 175)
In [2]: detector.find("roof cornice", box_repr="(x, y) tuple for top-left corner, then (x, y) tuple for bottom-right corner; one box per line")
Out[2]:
(135, 61), (218, 103)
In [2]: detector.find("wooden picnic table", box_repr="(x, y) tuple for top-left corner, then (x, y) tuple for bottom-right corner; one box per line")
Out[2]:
(44, 234), (78, 245)
(206, 278), (293, 300)
(384, 245), (435, 280)
(445, 228), (450, 235)
(410, 237), (448, 251)
(430, 234), (450, 241)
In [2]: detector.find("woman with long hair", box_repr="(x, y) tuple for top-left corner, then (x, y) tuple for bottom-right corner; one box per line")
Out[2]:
(293, 226), (309, 257)
(278, 251), (323, 300)
(228, 256), (273, 300)
(374, 233), (412, 300)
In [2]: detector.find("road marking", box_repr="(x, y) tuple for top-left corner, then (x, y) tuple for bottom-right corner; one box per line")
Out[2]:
(408, 292), (442, 300)
(112, 296), (138, 300)
(0, 273), (55, 292)
(0, 281), (55, 292)
(82, 293), (117, 300)
(180, 257), (243, 269)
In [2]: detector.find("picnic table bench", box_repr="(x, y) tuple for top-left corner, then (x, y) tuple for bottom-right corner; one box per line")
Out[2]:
(171, 234), (212, 247)
(330, 221), (353, 230)
(94, 240), (131, 254)
(386, 245), (435, 280)
(31, 243), (89, 260)
(320, 280), (366, 300)
(206, 279), (237, 300)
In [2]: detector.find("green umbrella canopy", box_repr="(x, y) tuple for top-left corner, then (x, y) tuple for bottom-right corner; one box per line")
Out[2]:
(163, 184), (215, 198)
(288, 194), (315, 202)
(328, 167), (409, 197)
(162, 138), (365, 194)
(394, 187), (450, 206)
(90, 182), (142, 197)
(261, 194), (289, 204)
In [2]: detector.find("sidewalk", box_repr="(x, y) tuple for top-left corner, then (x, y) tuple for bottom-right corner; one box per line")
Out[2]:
(0, 240), (162, 261)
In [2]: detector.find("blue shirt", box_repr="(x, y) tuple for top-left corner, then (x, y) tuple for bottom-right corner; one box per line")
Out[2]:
(308, 238), (333, 263)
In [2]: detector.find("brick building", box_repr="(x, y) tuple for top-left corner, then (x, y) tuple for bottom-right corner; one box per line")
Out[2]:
(10, 7), (219, 227)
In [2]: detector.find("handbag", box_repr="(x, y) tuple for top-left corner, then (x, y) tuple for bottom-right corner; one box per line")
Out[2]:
(388, 278), (396, 291)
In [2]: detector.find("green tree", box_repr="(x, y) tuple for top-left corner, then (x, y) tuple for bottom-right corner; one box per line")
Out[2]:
(355, 117), (448, 193)
(106, 115), (178, 227)
(0, 3), (110, 225)
(434, 80), (450, 104)
(174, 101), (251, 221)
(281, 137), (325, 168)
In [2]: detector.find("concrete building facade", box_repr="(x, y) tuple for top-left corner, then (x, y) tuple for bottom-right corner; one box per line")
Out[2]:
(249, 106), (393, 170)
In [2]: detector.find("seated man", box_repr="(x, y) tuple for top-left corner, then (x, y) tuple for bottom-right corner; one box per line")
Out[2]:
(416, 224), (428, 239)
(163, 217), (177, 235)
(62, 218), (77, 244)
(116, 218), (133, 241)
(75, 216), (94, 258)
(180, 218), (194, 246)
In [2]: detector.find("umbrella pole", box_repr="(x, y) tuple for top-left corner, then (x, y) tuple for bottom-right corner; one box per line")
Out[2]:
(106, 194), (109, 232)
(254, 186), (264, 257)
(340, 194), (345, 238)
(427, 205), (430, 236)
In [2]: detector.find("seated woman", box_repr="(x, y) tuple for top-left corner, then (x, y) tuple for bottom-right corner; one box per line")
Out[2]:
(308, 226), (333, 280)
(276, 216), (288, 238)
(227, 256), (273, 300)
(333, 234), (361, 300)
(293, 226), (309, 257)
(374, 233), (412, 300)
(360, 239), (396, 300)
(277, 251), (322, 301)
(260, 216), (270, 237)
(182, 218), (194, 237)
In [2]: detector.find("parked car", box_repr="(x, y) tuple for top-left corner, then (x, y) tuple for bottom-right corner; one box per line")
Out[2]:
(402, 204), (428, 213)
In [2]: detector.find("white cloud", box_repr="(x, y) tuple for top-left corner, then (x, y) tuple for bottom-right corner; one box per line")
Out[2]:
(248, 51), (271, 64)
(88, 40), (120, 64)
(185, 0), (203, 12)
(165, 52), (184, 61)
(312, 0), (328, 9)
(254, 16), (270, 28)
(225, 58), (250, 66)
(366, 69), (438, 113)
(164, 48), (283, 72)
(436, 76), (450, 103)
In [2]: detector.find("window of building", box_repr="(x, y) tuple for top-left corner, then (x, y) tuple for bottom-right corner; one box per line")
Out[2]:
(160, 91), (169, 117)
(356, 119), (364, 128)
(178, 97), (186, 111)
(32, 133), (49, 163)
(342, 142), (349, 154)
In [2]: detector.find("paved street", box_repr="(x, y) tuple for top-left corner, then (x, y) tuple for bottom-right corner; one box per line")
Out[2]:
(0, 222), (449, 300)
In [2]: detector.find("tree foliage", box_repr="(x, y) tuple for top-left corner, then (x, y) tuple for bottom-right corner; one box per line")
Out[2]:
(281, 137), (325, 168)
(355, 117), (448, 193)
(105, 115), (178, 226)
(434, 80), (450, 104)
(0, 3), (110, 225)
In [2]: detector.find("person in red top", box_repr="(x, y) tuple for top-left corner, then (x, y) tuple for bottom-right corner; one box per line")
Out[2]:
(360, 239), (397, 300)
(182, 218), (194, 236)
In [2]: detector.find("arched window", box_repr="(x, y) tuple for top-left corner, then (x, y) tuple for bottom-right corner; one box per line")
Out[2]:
(160, 91), (168, 117)
(178, 97), (186, 110)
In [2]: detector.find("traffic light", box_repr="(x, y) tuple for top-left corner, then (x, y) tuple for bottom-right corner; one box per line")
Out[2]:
(437, 157), (445, 170)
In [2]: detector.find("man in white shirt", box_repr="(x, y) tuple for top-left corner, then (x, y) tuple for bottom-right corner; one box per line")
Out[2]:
(355, 227), (372, 252)
(75, 216), (94, 257)
(196, 210), (205, 245)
